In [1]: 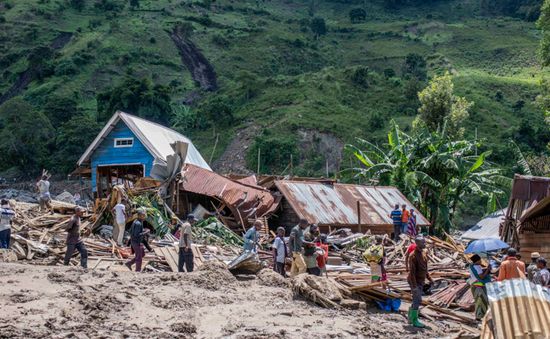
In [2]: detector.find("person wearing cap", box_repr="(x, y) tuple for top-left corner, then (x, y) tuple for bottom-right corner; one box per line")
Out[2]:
(497, 248), (526, 281)
(63, 207), (88, 269)
(468, 254), (491, 320)
(533, 257), (550, 287)
(126, 208), (147, 272)
(178, 214), (196, 273)
(407, 235), (433, 328)
(289, 219), (312, 277)
(527, 252), (540, 282)
(243, 219), (263, 252)
(0, 199), (15, 249)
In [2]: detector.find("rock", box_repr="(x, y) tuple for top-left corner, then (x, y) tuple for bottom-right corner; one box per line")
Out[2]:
(55, 191), (76, 204)
(339, 299), (364, 310)
(0, 189), (37, 203)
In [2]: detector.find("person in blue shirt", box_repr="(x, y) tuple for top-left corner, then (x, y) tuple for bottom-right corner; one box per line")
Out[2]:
(389, 204), (402, 242)
(243, 219), (263, 252)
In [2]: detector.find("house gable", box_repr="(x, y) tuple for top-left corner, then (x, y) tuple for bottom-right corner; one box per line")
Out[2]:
(90, 120), (154, 191)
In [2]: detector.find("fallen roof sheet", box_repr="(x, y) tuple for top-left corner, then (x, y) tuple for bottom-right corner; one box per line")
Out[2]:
(461, 209), (506, 241)
(486, 279), (550, 339)
(274, 181), (430, 227)
(180, 164), (279, 225)
(78, 111), (211, 170)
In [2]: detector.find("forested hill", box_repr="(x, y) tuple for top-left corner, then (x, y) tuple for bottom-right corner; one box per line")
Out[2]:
(0, 0), (548, 179)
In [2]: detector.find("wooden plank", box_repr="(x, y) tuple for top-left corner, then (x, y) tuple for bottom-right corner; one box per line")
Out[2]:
(154, 247), (178, 272)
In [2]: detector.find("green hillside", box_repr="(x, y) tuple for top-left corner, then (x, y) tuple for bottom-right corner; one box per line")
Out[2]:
(0, 0), (548, 178)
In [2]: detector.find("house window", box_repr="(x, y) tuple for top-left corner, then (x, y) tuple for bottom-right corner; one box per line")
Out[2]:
(114, 138), (134, 148)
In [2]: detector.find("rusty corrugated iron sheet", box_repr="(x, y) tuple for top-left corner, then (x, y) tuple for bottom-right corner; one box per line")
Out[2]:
(180, 164), (279, 225)
(511, 174), (550, 203)
(274, 181), (430, 227)
(486, 279), (550, 339)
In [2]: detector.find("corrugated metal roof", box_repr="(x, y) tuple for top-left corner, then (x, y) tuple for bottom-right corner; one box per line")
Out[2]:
(78, 111), (211, 170)
(461, 209), (506, 241)
(274, 181), (430, 227)
(180, 164), (279, 224)
(486, 279), (550, 339)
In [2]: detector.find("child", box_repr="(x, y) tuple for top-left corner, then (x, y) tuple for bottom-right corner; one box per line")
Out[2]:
(315, 234), (329, 275)
(272, 227), (288, 277)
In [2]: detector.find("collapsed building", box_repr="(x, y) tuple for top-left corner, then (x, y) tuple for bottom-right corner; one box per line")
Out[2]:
(73, 112), (429, 236)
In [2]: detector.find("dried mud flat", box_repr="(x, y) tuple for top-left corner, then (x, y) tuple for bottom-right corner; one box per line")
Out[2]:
(0, 263), (469, 338)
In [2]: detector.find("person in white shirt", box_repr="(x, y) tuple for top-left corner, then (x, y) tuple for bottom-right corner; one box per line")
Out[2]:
(272, 227), (288, 277)
(112, 200), (127, 246)
(36, 175), (52, 213)
(0, 199), (15, 248)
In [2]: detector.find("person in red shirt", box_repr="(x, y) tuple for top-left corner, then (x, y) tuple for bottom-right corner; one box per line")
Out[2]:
(315, 234), (329, 275)
(405, 242), (416, 271)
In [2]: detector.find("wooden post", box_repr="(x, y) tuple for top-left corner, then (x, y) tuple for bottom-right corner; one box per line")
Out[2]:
(357, 200), (362, 233)
(257, 148), (261, 174)
(290, 154), (293, 177)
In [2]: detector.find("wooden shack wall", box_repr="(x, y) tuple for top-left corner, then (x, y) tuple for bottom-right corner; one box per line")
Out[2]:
(519, 232), (550, 262)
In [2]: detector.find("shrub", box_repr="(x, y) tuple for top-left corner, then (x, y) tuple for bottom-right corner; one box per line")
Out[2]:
(349, 8), (366, 23)
(350, 66), (369, 88)
(247, 131), (298, 174)
(383, 68), (396, 79)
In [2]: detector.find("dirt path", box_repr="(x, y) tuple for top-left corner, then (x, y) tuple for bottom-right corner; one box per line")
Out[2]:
(0, 32), (72, 106)
(170, 26), (217, 92)
(0, 262), (471, 338)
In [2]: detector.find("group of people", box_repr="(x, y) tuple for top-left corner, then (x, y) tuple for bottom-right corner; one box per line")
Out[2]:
(390, 204), (418, 241)
(243, 219), (329, 278)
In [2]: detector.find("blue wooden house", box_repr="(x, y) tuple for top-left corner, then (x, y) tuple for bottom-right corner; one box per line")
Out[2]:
(77, 111), (211, 197)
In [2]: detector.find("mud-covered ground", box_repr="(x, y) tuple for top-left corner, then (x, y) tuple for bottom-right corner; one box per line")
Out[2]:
(0, 262), (472, 338)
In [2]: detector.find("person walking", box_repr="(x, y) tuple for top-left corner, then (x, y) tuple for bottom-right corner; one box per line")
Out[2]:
(527, 252), (540, 282)
(288, 219), (311, 277)
(125, 209), (147, 272)
(0, 199), (15, 249)
(63, 207), (88, 269)
(36, 175), (52, 214)
(468, 254), (491, 321)
(390, 205), (402, 242)
(178, 214), (196, 273)
(497, 248), (526, 281)
(272, 227), (288, 277)
(407, 235), (433, 328)
(112, 199), (127, 246)
(533, 257), (550, 287)
(243, 219), (263, 252)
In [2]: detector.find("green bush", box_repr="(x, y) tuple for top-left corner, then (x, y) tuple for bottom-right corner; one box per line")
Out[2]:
(247, 131), (298, 174)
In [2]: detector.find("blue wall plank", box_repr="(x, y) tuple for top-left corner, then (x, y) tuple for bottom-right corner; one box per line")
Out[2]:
(91, 120), (154, 191)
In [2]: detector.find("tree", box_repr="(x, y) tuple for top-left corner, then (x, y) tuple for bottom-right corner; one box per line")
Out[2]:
(43, 96), (79, 127)
(0, 98), (54, 173)
(349, 8), (366, 23)
(97, 78), (173, 124)
(69, 0), (85, 11)
(416, 72), (472, 138)
(345, 122), (508, 233)
(402, 53), (427, 81)
(197, 95), (234, 126)
(540, 0), (550, 66)
(310, 17), (327, 39)
(54, 114), (102, 174)
(129, 0), (140, 9)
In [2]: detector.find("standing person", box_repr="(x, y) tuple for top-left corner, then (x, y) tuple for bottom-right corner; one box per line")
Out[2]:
(533, 257), (550, 287)
(125, 209), (147, 272)
(112, 200), (127, 246)
(63, 207), (88, 269)
(36, 175), (52, 214)
(407, 235), (433, 328)
(272, 227), (288, 277)
(468, 254), (491, 321)
(401, 204), (410, 235)
(390, 204), (402, 242)
(0, 199), (15, 249)
(407, 208), (417, 237)
(316, 234), (329, 276)
(243, 219), (263, 252)
(497, 248), (526, 281)
(363, 236), (385, 283)
(527, 252), (540, 282)
(178, 215), (196, 273)
(288, 219), (312, 277)
(405, 241), (417, 271)
(304, 246), (323, 276)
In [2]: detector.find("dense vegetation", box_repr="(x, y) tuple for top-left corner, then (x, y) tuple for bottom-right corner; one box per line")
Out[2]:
(0, 0), (549, 226)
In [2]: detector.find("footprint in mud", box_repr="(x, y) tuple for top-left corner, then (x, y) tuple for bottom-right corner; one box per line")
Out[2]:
(9, 290), (40, 303)
(47, 271), (82, 284)
(170, 322), (197, 335)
